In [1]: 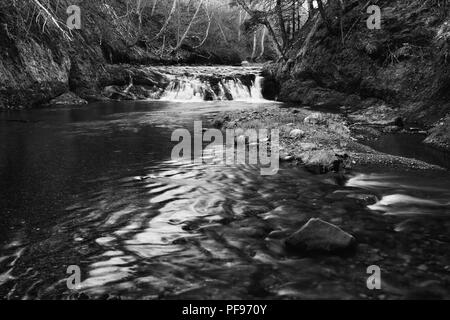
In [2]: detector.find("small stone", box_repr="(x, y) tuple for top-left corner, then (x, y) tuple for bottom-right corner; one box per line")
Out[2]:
(418, 264), (428, 271)
(289, 129), (304, 139)
(346, 193), (379, 205)
(304, 112), (326, 125)
(285, 218), (356, 253)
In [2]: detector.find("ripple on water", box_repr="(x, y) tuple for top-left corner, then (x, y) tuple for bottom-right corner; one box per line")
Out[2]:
(1, 101), (449, 299)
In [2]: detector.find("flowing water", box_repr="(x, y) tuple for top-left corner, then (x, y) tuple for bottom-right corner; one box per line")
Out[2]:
(156, 65), (266, 102)
(0, 67), (449, 300)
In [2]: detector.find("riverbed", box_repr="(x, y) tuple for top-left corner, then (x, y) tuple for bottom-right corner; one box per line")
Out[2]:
(0, 98), (449, 299)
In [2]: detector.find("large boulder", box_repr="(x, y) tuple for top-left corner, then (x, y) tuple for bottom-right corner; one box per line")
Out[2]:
(299, 150), (349, 174)
(285, 218), (356, 253)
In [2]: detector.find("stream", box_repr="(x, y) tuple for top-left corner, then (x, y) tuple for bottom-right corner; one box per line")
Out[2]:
(0, 66), (449, 300)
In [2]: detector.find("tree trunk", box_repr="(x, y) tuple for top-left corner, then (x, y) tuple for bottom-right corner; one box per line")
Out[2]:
(216, 16), (229, 43)
(251, 30), (258, 60)
(194, 5), (212, 48)
(276, 0), (288, 49)
(151, 0), (158, 16)
(177, 0), (180, 43)
(292, 0), (296, 39)
(238, 9), (243, 41)
(235, 0), (285, 59)
(307, 0), (314, 19)
(174, 0), (204, 51)
(316, 0), (332, 31)
(154, 0), (177, 39)
(296, 12), (320, 60)
(258, 27), (267, 59)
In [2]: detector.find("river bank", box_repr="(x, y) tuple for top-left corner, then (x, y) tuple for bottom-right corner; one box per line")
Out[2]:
(261, 0), (450, 152)
(212, 106), (446, 174)
(1, 100), (449, 300)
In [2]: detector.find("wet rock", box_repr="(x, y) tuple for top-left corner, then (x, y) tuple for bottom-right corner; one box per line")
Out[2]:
(382, 125), (403, 133)
(267, 229), (291, 240)
(285, 218), (356, 253)
(101, 65), (169, 88)
(102, 85), (136, 100)
(417, 264), (428, 271)
(300, 150), (349, 174)
(49, 92), (88, 106)
(346, 193), (379, 205)
(128, 85), (164, 100)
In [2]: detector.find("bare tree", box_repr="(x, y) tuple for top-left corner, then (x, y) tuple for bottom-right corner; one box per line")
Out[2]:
(251, 30), (258, 60)
(154, 0), (177, 39)
(316, 0), (332, 31)
(151, 0), (158, 16)
(235, 0), (285, 58)
(258, 26), (267, 59)
(194, 2), (212, 48)
(174, 0), (204, 51)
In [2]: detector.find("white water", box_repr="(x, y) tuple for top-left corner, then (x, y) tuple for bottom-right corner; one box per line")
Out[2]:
(161, 78), (207, 102)
(160, 74), (267, 102)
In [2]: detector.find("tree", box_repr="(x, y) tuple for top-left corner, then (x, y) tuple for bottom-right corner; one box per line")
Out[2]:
(154, 0), (178, 40)
(174, 0), (204, 50)
(233, 0), (311, 59)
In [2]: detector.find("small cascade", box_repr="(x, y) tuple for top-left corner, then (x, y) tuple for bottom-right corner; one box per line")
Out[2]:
(250, 76), (264, 100)
(159, 69), (267, 102)
(161, 78), (211, 102)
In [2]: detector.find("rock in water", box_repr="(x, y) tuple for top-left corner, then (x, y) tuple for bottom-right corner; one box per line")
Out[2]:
(49, 92), (88, 105)
(300, 150), (349, 174)
(285, 218), (356, 253)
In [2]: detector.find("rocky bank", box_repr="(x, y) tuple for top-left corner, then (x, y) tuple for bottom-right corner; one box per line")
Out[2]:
(213, 106), (444, 173)
(262, 0), (450, 151)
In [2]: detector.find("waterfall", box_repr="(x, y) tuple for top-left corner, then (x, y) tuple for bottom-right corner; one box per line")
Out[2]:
(160, 74), (266, 102)
(250, 76), (264, 100)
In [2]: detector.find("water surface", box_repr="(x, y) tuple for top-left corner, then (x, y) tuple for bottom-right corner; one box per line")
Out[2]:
(0, 101), (449, 300)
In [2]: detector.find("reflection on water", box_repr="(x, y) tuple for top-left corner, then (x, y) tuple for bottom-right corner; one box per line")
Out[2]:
(363, 133), (450, 169)
(0, 101), (449, 299)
